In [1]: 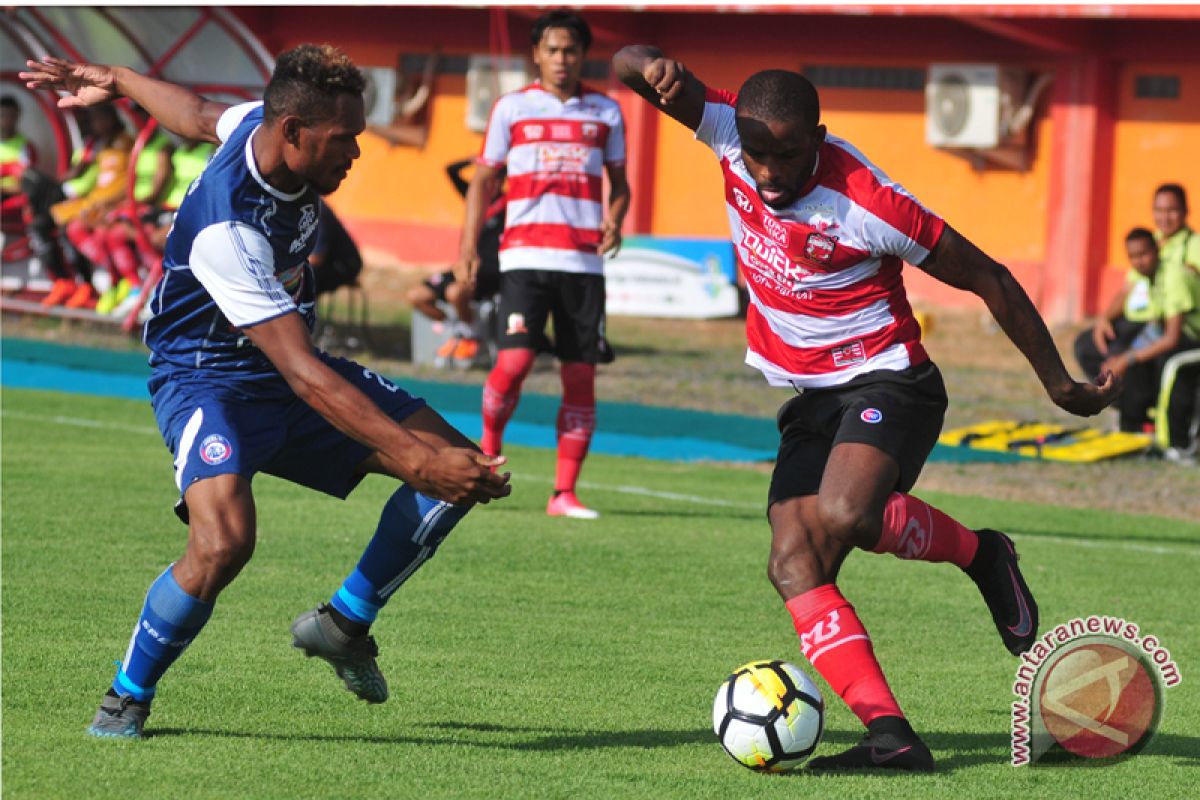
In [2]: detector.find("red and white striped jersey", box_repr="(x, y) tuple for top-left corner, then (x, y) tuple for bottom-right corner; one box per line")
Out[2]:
(480, 81), (625, 275)
(697, 88), (945, 389)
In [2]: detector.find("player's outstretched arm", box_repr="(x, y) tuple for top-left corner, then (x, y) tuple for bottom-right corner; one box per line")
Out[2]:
(21, 56), (228, 144)
(245, 312), (511, 504)
(918, 225), (1121, 417)
(612, 45), (706, 132)
(453, 161), (505, 286)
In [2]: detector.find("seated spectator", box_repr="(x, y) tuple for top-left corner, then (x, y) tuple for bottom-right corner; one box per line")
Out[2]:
(1, 95), (36, 212)
(41, 104), (133, 308)
(309, 204), (363, 296)
(86, 121), (174, 314)
(98, 135), (215, 317)
(1076, 227), (1200, 437)
(1149, 183), (1200, 462)
(406, 158), (504, 368)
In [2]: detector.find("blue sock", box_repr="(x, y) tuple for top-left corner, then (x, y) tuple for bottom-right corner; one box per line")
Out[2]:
(330, 485), (469, 624)
(113, 565), (214, 701)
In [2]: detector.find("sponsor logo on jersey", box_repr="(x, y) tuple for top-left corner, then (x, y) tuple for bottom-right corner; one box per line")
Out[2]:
(831, 340), (867, 368)
(199, 434), (233, 465)
(537, 142), (590, 173)
(506, 312), (528, 335)
(860, 407), (883, 424)
(551, 123), (573, 140)
(740, 229), (809, 285)
(288, 203), (319, 254)
(762, 212), (790, 246)
(525, 123), (544, 140)
(732, 186), (754, 214)
(804, 231), (837, 264)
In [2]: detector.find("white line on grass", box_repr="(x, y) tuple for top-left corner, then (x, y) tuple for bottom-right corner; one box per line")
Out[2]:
(2, 409), (161, 436)
(8, 409), (1197, 557)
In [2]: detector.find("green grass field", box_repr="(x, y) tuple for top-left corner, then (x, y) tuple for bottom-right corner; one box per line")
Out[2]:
(3, 387), (1197, 799)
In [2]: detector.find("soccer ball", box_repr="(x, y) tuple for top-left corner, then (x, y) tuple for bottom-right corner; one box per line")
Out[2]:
(712, 660), (824, 772)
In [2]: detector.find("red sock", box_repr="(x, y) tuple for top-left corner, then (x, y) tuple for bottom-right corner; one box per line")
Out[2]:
(106, 226), (141, 287)
(481, 348), (535, 456)
(785, 584), (904, 727)
(873, 493), (979, 568)
(555, 362), (596, 493)
(66, 220), (107, 269)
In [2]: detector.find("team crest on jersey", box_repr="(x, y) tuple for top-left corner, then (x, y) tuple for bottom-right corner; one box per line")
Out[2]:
(860, 408), (883, 424)
(288, 204), (319, 254)
(733, 187), (754, 214)
(581, 122), (599, 142)
(762, 212), (790, 246)
(199, 434), (233, 465)
(506, 313), (528, 335)
(831, 340), (867, 368)
(804, 231), (837, 264)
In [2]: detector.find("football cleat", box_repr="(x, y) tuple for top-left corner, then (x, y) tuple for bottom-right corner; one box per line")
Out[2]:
(807, 727), (934, 772)
(291, 604), (389, 704)
(546, 491), (600, 520)
(965, 529), (1039, 656)
(87, 690), (152, 739)
(452, 337), (479, 369)
(433, 337), (459, 368)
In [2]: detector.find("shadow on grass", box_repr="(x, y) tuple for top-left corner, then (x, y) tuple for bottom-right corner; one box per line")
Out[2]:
(147, 722), (713, 750)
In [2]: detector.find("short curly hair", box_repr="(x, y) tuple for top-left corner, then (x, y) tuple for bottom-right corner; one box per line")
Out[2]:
(736, 70), (821, 131)
(263, 44), (366, 124)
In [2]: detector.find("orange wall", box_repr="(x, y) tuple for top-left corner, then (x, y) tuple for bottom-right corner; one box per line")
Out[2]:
(1106, 62), (1200, 289)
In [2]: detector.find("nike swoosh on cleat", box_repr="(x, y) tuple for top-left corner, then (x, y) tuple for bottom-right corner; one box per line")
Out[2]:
(1005, 564), (1033, 637)
(870, 745), (912, 765)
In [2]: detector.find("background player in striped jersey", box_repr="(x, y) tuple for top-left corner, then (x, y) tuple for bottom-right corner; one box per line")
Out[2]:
(23, 45), (511, 739)
(614, 45), (1119, 771)
(456, 9), (630, 520)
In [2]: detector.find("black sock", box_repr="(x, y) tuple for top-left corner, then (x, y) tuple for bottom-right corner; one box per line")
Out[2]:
(326, 605), (370, 638)
(867, 715), (917, 741)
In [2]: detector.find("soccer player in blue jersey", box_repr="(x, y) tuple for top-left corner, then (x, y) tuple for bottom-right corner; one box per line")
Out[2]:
(23, 46), (512, 739)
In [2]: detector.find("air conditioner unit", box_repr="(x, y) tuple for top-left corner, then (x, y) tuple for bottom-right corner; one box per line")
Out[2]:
(361, 66), (398, 127)
(926, 64), (1026, 149)
(465, 55), (531, 134)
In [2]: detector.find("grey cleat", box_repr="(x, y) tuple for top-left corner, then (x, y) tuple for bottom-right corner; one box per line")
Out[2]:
(291, 604), (389, 704)
(87, 691), (152, 739)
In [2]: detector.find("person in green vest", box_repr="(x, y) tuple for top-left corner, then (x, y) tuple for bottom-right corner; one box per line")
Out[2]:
(1077, 226), (1200, 439)
(1, 95), (37, 200)
(85, 120), (174, 314)
(99, 135), (215, 317)
(1148, 183), (1200, 463)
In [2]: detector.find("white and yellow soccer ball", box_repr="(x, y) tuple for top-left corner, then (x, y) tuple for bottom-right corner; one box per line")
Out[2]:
(712, 660), (824, 772)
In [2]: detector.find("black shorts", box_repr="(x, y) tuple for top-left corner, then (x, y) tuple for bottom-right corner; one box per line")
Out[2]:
(768, 360), (948, 506)
(496, 269), (613, 363)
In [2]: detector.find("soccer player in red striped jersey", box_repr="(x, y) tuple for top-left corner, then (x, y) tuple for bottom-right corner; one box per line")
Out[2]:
(614, 46), (1120, 771)
(456, 10), (630, 520)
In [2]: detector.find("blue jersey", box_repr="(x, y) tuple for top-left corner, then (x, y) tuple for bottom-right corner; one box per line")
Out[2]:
(144, 102), (321, 391)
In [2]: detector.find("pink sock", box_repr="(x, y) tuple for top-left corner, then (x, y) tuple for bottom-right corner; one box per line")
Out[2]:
(786, 584), (905, 726)
(554, 363), (596, 493)
(873, 492), (979, 568)
(481, 348), (535, 456)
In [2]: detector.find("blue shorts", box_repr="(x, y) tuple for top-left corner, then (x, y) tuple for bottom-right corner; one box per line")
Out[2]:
(151, 353), (427, 517)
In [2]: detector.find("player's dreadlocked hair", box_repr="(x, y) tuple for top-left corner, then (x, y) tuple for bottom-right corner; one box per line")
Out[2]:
(263, 44), (366, 125)
(736, 70), (821, 131)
